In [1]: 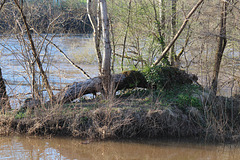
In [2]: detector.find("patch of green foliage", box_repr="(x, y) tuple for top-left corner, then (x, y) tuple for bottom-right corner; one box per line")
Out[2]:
(15, 111), (26, 119)
(120, 83), (202, 111)
(143, 65), (195, 89)
(158, 84), (202, 110)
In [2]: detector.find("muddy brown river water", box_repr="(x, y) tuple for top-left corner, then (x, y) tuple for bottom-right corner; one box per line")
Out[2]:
(0, 136), (240, 160)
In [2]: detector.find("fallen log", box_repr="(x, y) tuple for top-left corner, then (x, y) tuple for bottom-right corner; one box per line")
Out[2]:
(55, 71), (148, 104)
(55, 68), (198, 104)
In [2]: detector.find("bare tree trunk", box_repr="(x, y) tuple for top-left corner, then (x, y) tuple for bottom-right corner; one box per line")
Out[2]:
(14, 0), (54, 101)
(121, 0), (132, 71)
(160, 0), (165, 51)
(211, 0), (228, 96)
(153, 0), (164, 50)
(110, 16), (116, 74)
(31, 64), (38, 98)
(170, 0), (177, 66)
(99, 0), (112, 98)
(87, 0), (102, 74)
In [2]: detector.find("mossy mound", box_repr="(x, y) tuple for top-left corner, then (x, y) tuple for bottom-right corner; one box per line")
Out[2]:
(143, 65), (198, 89)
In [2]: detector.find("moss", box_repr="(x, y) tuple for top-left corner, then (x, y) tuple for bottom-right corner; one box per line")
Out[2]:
(119, 83), (203, 111)
(143, 65), (197, 89)
(122, 70), (148, 88)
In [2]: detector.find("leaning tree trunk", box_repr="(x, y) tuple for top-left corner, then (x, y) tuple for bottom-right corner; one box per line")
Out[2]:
(14, 0), (54, 101)
(211, 0), (228, 96)
(0, 0), (6, 11)
(153, 0), (204, 66)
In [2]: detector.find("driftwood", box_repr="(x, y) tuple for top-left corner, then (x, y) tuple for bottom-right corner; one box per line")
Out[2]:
(55, 71), (148, 104)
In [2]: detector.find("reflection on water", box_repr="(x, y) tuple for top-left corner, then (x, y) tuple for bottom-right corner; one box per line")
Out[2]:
(0, 136), (240, 160)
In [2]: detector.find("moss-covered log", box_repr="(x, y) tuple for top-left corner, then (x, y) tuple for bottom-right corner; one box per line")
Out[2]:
(144, 66), (198, 89)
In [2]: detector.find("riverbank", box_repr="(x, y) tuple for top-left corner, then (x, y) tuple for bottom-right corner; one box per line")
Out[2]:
(1, 83), (240, 143)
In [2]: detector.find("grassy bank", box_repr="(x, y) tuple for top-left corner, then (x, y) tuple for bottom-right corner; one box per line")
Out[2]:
(1, 83), (240, 143)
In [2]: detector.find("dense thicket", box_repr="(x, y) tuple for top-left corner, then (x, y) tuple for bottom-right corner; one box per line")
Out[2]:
(0, 0), (92, 34)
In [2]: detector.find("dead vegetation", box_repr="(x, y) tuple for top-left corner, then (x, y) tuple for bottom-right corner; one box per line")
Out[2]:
(0, 83), (240, 143)
(0, 102), (204, 140)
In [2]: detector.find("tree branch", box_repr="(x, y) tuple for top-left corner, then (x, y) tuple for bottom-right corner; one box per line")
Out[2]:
(0, 0), (6, 11)
(31, 28), (91, 79)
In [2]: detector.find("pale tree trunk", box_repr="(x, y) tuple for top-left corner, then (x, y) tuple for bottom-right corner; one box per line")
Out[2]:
(87, 0), (102, 74)
(170, 0), (177, 66)
(56, 71), (148, 104)
(211, 0), (228, 96)
(100, 0), (112, 97)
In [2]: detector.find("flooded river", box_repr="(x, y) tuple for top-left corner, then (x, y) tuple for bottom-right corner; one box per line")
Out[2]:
(0, 34), (98, 107)
(0, 136), (240, 160)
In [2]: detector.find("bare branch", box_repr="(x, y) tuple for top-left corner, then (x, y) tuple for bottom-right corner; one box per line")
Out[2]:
(31, 28), (91, 79)
(14, 0), (54, 100)
(0, 0), (6, 11)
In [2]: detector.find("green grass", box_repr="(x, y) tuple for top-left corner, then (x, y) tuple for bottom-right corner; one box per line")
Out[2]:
(120, 84), (203, 111)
